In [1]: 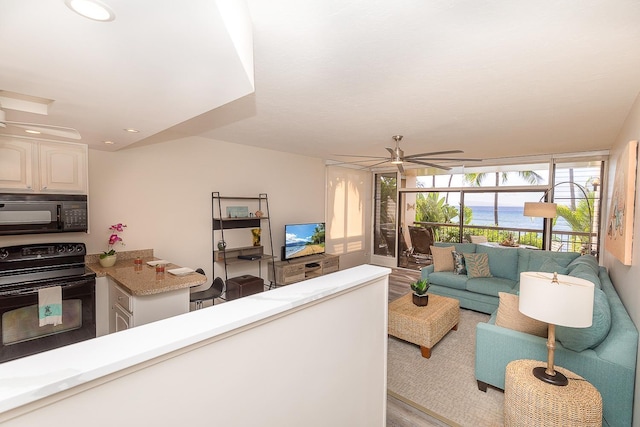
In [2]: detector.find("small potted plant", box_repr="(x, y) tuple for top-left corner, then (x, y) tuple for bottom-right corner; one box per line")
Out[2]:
(99, 223), (126, 267)
(411, 278), (430, 306)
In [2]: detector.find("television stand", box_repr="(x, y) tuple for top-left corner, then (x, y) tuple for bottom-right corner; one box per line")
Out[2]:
(269, 254), (339, 285)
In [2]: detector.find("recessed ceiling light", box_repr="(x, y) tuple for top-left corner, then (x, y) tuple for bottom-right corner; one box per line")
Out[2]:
(103, 140), (115, 145)
(25, 129), (41, 135)
(65, 0), (115, 22)
(124, 128), (140, 133)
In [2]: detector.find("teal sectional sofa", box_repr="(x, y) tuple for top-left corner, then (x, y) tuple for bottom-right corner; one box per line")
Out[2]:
(421, 243), (638, 427)
(421, 242), (581, 314)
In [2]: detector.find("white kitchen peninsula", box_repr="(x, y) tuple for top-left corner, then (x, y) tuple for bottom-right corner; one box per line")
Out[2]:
(0, 265), (390, 426)
(87, 253), (206, 333)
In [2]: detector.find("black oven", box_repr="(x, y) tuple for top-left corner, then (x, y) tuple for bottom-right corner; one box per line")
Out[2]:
(0, 243), (96, 363)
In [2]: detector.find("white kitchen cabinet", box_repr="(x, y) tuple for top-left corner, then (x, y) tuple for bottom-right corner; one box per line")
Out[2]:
(113, 304), (133, 333)
(0, 140), (34, 191)
(108, 279), (190, 333)
(0, 139), (87, 194)
(38, 141), (87, 193)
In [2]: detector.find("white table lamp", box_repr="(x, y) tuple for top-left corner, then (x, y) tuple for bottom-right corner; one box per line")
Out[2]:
(519, 271), (594, 386)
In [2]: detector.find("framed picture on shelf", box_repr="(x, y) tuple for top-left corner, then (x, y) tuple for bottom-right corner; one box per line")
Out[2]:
(226, 206), (249, 218)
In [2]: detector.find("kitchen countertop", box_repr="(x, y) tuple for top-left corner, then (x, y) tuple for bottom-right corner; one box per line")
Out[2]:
(87, 257), (206, 296)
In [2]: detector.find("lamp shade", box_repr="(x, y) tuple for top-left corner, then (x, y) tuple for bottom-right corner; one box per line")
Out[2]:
(519, 272), (594, 328)
(523, 202), (558, 218)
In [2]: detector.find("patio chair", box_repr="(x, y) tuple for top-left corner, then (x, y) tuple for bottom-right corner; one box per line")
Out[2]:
(408, 226), (434, 263)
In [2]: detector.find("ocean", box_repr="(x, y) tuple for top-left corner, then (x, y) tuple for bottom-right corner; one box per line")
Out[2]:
(465, 205), (571, 231)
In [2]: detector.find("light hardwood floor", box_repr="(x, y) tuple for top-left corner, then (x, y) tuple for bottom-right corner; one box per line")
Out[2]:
(386, 267), (450, 427)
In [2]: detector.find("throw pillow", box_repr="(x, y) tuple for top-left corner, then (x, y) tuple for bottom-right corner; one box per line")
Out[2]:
(464, 252), (492, 278)
(556, 287), (611, 352)
(430, 246), (455, 272)
(495, 292), (547, 338)
(452, 251), (466, 275)
(538, 258), (569, 275)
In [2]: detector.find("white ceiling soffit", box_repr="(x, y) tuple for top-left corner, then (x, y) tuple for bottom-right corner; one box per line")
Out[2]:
(1, 0), (640, 163)
(0, 0), (254, 148)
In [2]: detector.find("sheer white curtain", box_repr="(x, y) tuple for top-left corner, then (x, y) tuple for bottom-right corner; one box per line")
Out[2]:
(325, 166), (371, 269)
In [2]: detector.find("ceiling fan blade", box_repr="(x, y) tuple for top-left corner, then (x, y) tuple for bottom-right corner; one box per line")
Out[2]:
(397, 163), (404, 173)
(404, 150), (464, 159)
(330, 158), (392, 166)
(332, 154), (388, 160)
(406, 159), (452, 171)
(2, 120), (81, 140)
(409, 157), (482, 162)
(369, 159), (392, 167)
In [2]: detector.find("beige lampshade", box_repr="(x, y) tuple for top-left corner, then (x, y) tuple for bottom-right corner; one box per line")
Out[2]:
(523, 202), (558, 219)
(519, 272), (594, 328)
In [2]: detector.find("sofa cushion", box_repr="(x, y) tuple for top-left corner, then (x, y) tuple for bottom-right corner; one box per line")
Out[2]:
(524, 251), (579, 272)
(568, 264), (601, 289)
(567, 255), (599, 275)
(464, 252), (492, 278)
(466, 277), (516, 296)
(495, 292), (547, 337)
(431, 245), (455, 272)
(428, 271), (468, 290)
(435, 242), (477, 254)
(538, 258), (569, 275)
(476, 245), (519, 281)
(452, 251), (467, 275)
(556, 287), (611, 352)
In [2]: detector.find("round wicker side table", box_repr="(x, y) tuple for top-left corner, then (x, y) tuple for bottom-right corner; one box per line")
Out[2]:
(504, 359), (602, 427)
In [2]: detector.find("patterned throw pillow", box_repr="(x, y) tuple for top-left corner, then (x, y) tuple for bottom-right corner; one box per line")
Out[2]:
(452, 251), (466, 275)
(464, 252), (492, 278)
(430, 246), (455, 272)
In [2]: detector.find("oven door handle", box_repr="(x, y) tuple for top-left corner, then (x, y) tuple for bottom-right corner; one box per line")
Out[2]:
(0, 280), (93, 296)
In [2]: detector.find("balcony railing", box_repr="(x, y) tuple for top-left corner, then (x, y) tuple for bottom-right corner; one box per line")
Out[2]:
(413, 221), (597, 255)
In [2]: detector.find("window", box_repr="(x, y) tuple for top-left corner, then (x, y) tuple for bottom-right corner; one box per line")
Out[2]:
(399, 158), (604, 257)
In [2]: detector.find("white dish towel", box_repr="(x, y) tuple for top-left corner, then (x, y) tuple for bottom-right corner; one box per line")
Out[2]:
(38, 286), (62, 326)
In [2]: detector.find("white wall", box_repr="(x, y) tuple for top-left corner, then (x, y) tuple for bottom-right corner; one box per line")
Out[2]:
(0, 266), (390, 427)
(602, 91), (640, 427)
(0, 136), (328, 291)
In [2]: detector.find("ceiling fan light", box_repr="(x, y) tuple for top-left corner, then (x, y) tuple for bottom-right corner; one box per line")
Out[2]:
(65, 0), (115, 22)
(390, 158), (403, 164)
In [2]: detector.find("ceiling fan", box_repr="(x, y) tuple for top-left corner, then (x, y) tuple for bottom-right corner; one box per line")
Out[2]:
(334, 135), (481, 172)
(0, 106), (81, 140)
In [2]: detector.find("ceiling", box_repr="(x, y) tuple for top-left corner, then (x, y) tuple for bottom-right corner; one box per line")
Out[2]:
(2, 0), (640, 171)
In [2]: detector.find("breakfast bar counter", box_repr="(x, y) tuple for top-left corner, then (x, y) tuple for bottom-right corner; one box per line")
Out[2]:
(86, 250), (206, 334)
(87, 257), (206, 296)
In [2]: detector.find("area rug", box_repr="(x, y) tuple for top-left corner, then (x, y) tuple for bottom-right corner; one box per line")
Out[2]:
(387, 308), (505, 426)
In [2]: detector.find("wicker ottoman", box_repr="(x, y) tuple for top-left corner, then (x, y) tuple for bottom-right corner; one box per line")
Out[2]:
(388, 293), (459, 358)
(504, 359), (602, 426)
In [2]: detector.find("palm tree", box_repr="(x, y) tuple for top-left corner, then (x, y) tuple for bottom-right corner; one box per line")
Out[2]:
(555, 189), (595, 252)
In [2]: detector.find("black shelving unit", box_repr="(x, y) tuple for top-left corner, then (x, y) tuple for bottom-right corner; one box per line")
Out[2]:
(212, 192), (277, 291)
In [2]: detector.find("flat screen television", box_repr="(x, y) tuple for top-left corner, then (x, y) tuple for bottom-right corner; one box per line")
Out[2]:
(284, 222), (325, 260)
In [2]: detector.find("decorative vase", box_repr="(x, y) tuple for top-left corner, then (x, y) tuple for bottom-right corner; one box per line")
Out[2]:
(217, 240), (227, 251)
(251, 228), (261, 246)
(99, 254), (117, 268)
(412, 293), (429, 307)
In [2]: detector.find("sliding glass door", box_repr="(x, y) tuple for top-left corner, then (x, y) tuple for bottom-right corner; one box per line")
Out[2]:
(371, 172), (398, 267)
